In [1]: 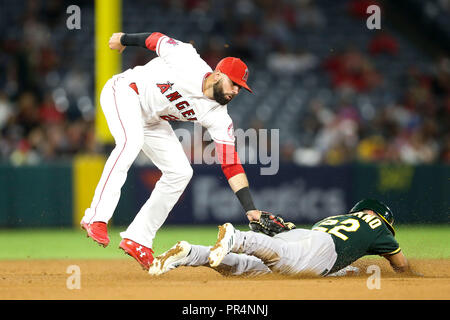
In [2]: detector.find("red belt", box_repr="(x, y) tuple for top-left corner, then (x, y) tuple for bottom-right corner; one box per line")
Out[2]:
(129, 82), (139, 95)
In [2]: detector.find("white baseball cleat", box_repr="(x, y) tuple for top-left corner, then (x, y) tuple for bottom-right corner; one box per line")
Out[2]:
(148, 241), (192, 276)
(208, 223), (235, 268)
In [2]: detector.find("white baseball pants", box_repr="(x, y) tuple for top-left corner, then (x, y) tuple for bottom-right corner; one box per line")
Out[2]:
(186, 228), (338, 276)
(82, 75), (193, 248)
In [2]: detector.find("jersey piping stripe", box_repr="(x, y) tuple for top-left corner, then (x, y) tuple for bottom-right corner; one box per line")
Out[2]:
(202, 72), (212, 92)
(156, 36), (168, 57)
(89, 77), (127, 224)
(213, 138), (235, 145)
(384, 247), (402, 256)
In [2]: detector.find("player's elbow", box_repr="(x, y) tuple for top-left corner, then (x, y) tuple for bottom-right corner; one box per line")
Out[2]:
(160, 164), (193, 193)
(393, 265), (408, 273)
(391, 260), (409, 273)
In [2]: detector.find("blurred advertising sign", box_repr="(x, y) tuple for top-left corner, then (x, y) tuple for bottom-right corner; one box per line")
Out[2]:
(125, 164), (353, 225)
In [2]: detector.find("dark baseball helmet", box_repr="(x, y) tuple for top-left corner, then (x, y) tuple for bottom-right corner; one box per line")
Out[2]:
(350, 199), (395, 235)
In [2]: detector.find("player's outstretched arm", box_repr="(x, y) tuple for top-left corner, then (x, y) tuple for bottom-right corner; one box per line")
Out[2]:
(227, 173), (261, 221)
(215, 142), (261, 221)
(384, 251), (409, 273)
(383, 251), (423, 276)
(108, 32), (162, 53)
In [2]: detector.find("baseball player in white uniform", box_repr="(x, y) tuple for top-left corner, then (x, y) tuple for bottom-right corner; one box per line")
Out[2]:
(81, 31), (263, 270)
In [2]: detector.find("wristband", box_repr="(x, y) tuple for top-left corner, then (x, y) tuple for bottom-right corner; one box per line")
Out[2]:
(120, 32), (151, 48)
(235, 186), (256, 213)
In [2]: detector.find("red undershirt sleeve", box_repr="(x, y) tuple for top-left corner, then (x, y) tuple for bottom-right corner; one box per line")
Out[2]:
(215, 142), (244, 180)
(145, 32), (166, 51)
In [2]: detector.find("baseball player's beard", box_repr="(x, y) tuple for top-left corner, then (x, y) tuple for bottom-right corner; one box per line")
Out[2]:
(213, 80), (231, 105)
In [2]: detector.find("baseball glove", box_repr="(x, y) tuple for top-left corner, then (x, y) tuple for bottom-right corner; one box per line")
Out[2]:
(249, 212), (296, 236)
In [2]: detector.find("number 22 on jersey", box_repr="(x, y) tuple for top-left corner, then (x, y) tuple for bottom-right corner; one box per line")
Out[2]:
(313, 218), (360, 241)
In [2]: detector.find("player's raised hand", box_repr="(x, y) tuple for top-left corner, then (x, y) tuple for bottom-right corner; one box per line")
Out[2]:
(109, 32), (126, 53)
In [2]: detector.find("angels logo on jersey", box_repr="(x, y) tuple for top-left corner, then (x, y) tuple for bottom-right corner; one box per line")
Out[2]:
(156, 81), (174, 94)
(166, 38), (178, 46)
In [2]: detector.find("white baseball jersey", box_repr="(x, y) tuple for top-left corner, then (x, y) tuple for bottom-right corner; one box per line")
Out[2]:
(122, 35), (235, 146)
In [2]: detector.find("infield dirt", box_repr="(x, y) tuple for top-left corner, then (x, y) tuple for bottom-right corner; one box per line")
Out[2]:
(0, 258), (448, 300)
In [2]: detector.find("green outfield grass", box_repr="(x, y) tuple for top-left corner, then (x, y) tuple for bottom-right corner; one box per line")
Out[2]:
(0, 224), (448, 260)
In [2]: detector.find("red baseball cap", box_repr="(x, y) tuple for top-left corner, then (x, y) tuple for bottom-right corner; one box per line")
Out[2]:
(215, 57), (252, 93)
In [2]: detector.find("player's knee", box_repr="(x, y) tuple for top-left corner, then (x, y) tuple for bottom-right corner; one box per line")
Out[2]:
(177, 165), (193, 185)
(171, 165), (193, 189)
(159, 163), (192, 191)
(117, 133), (144, 153)
(110, 135), (144, 168)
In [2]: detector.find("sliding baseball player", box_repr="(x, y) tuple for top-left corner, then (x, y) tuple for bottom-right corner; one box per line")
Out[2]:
(149, 199), (416, 277)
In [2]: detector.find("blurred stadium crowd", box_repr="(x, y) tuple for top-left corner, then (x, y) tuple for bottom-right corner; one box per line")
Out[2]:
(0, 0), (449, 166)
